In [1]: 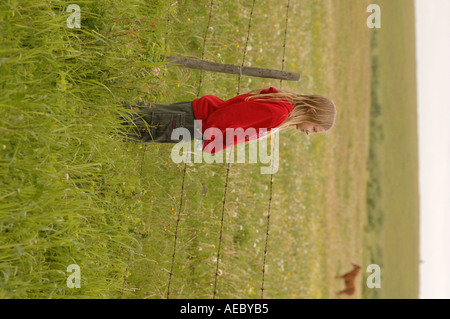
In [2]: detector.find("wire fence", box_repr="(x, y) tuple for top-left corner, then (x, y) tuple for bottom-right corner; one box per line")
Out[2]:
(166, 0), (216, 299)
(122, 0), (293, 299)
(261, 0), (290, 299)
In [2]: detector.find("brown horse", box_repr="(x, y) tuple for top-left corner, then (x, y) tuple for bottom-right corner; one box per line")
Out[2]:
(335, 263), (361, 296)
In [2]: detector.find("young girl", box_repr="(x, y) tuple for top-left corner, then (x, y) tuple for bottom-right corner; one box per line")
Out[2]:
(122, 87), (336, 154)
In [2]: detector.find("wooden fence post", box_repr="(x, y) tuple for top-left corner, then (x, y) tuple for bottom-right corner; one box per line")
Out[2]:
(166, 56), (300, 82)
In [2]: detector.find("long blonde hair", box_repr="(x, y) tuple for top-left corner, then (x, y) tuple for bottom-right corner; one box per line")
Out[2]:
(244, 87), (337, 134)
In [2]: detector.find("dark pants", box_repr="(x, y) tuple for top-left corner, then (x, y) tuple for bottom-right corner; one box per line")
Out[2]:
(120, 101), (203, 144)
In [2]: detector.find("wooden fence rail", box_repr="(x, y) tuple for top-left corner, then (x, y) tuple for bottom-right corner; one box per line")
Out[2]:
(166, 55), (300, 82)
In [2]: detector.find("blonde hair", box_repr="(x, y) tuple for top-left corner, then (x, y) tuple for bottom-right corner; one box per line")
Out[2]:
(244, 87), (337, 135)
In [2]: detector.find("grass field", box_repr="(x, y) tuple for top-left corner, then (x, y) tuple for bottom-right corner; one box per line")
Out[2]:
(364, 0), (420, 298)
(0, 0), (419, 299)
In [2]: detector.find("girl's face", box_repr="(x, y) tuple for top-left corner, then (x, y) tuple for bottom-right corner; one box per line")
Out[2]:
(295, 122), (325, 135)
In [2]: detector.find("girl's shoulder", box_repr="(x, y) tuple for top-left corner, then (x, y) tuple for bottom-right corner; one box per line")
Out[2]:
(258, 87), (279, 94)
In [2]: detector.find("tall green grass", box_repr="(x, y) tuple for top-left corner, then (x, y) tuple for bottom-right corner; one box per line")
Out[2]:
(0, 0), (172, 298)
(2, 0), (409, 300)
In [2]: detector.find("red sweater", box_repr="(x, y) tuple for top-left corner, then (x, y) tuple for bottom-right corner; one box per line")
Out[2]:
(192, 87), (294, 154)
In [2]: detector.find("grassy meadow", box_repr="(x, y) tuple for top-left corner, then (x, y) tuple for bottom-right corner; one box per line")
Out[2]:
(364, 0), (420, 298)
(1, 0), (419, 299)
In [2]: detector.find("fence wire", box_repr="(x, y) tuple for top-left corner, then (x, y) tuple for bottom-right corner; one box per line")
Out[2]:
(166, 0), (215, 299)
(136, 0), (293, 299)
(213, 0), (257, 299)
(261, 0), (291, 299)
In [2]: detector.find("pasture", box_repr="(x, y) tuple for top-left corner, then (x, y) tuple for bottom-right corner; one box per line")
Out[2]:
(0, 0), (419, 299)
